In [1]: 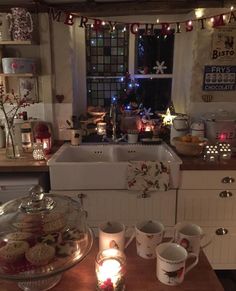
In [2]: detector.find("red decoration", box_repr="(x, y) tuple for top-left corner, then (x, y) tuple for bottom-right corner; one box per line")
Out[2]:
(35, 123), (52, 154)
(64, 13), (74, 25)
(212, 14), (225, 28)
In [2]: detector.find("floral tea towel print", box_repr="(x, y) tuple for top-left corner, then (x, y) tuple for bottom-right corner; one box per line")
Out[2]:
(127, 161), (170, 192)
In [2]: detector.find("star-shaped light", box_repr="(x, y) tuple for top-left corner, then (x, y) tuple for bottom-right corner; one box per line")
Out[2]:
(160, 108), (176, 125)
(153, 61), (167, 74)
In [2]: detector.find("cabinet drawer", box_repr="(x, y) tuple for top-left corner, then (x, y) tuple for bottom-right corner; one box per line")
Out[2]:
(202, 226), (236, 269)
(180, 170), (236, 189)
(177, 190), (236, 226)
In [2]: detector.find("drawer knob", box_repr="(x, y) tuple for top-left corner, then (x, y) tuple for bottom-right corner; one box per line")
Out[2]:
(221, 176), (235, 184)
(215, 228), (228, 235)
(219, 191), (233, 198)
(138, 191), (151, 199)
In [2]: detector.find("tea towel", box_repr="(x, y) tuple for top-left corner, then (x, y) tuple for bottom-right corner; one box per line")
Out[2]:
(127, 161), (170, 192)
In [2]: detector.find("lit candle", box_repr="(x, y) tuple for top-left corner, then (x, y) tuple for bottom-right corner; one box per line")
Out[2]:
(97, 122), (107, 135)
(96, 248), (126, 291)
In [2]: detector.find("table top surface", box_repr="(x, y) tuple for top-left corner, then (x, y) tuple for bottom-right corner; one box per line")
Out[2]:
(0, 241), (224, 291)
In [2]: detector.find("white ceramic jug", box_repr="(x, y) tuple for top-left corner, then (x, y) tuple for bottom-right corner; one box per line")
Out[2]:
(0, 13), (11, 41)
(8, 8), (33, 41)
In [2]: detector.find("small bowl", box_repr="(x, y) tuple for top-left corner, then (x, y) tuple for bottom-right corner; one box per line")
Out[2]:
(172, 136), (208, 156)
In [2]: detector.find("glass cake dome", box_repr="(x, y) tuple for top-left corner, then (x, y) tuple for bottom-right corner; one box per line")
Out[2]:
(0, 185), (93, 291)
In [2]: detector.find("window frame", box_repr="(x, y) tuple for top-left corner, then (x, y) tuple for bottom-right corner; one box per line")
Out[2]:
(75, 19), (181, 113)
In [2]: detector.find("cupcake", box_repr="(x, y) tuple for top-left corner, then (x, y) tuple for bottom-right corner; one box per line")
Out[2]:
(4, 232), (34, 242)
(25, 243), (55, 266)
(0, 241), (29, 263)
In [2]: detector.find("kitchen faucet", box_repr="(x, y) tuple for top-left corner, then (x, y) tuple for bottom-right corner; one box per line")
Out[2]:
(109, 96), (118, 142)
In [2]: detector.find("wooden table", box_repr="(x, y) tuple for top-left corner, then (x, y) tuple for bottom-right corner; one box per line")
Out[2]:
(0, 241), (224, 291)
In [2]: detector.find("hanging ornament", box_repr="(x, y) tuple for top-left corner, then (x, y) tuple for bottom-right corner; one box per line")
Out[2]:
(153, 61), (167, 74)
(140, 107), (153, 123)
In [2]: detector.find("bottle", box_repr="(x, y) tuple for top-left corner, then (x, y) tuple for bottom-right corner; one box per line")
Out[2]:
(21, 112), (33, 152)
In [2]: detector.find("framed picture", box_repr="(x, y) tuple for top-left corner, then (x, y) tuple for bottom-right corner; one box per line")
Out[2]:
(19, 77), (38, 103)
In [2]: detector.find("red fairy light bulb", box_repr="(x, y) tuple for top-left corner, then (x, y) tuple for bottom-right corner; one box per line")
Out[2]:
(35, 123), (52, 154)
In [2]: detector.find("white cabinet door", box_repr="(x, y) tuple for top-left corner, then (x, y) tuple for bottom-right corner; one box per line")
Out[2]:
(177, 189), (236, 226)
(54, 190), (176, 228)
(177, 189), (236, 269)
(82, 190), (176, 228)
(202, 226), (236, 270)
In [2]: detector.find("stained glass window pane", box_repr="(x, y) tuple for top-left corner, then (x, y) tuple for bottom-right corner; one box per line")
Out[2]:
(86, 25), (129, 106)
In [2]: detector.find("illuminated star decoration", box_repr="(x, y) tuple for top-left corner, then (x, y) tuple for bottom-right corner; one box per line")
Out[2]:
(153, 61), (167, 74)
(160, 108), (176, 126)
(141, 107), (153, 123)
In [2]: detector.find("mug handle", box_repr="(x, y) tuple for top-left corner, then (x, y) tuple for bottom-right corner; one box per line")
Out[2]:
(200, 233), (213, 249)
(124, 226), (135, 249)
(26, 12), (34, 33)
(185, 253), (199, 274)
(6, 14), (12, 32)
(163, 226), (175, 242)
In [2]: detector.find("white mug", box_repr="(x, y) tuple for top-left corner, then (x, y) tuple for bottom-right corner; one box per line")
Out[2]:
(135, 220), (172, 259)
(71, 129), (83, 145)
(156, 242), (198, 286)
(99, 221), (134, 252)
(174, 222), (212, 255)
(127, 133), (138, 144)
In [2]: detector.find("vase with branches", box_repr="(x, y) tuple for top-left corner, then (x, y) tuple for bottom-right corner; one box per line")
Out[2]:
(0, 84), (30, 158)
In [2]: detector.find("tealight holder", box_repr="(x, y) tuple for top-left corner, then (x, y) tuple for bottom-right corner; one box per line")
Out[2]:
(32, 143), (45, 161)
(95, 248), (126, 291)
(204, 145), (219, 162)
(97, 122), (107, 136)
(218, 143), (232, 160)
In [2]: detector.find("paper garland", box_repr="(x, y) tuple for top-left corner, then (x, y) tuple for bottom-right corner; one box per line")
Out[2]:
(49, 7), (236, 35)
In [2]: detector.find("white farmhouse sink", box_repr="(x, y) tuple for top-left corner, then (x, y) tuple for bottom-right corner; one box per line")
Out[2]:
(48, 143), (182, 190)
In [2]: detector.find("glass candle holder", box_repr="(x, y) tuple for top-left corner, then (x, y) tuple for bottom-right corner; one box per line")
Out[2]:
(95, 248), (126, 291)
(32, 143), (45, 160)
(97, 122), (107, 136)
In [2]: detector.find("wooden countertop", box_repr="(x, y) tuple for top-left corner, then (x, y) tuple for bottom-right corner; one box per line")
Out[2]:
(180, 154), (236, 170)
(0, 149), (49, 172)
(0, 241), (224, 291)
(1, 143), (236, 172)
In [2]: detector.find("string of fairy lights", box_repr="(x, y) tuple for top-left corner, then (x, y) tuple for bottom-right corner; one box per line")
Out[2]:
(50, 5), (236, 111)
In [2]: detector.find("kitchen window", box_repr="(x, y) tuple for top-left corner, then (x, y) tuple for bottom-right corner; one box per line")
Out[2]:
(83, 23), (175, 112)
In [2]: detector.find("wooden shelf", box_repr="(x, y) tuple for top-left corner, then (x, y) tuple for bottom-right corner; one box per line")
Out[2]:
(0, 73), (35, 77)
(0, 40), (33, 45)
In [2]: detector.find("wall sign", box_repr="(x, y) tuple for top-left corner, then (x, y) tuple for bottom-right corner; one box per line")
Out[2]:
(203, 65), (236, 91)
(211, 28), (236, 61)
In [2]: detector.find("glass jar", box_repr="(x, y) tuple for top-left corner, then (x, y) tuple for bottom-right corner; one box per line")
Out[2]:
(5, 125), (20, 158)
(96, 248), (126, 291)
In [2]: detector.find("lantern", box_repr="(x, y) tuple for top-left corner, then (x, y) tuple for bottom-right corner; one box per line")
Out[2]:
(34, 123), (52, 154)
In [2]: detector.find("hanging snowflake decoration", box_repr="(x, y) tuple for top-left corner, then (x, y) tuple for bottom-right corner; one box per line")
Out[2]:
(140, 107), (153, 123)
(153, 61), (167, 74)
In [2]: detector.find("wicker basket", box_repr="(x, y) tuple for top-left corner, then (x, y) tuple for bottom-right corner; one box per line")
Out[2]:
(172, 136), (208, 156)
